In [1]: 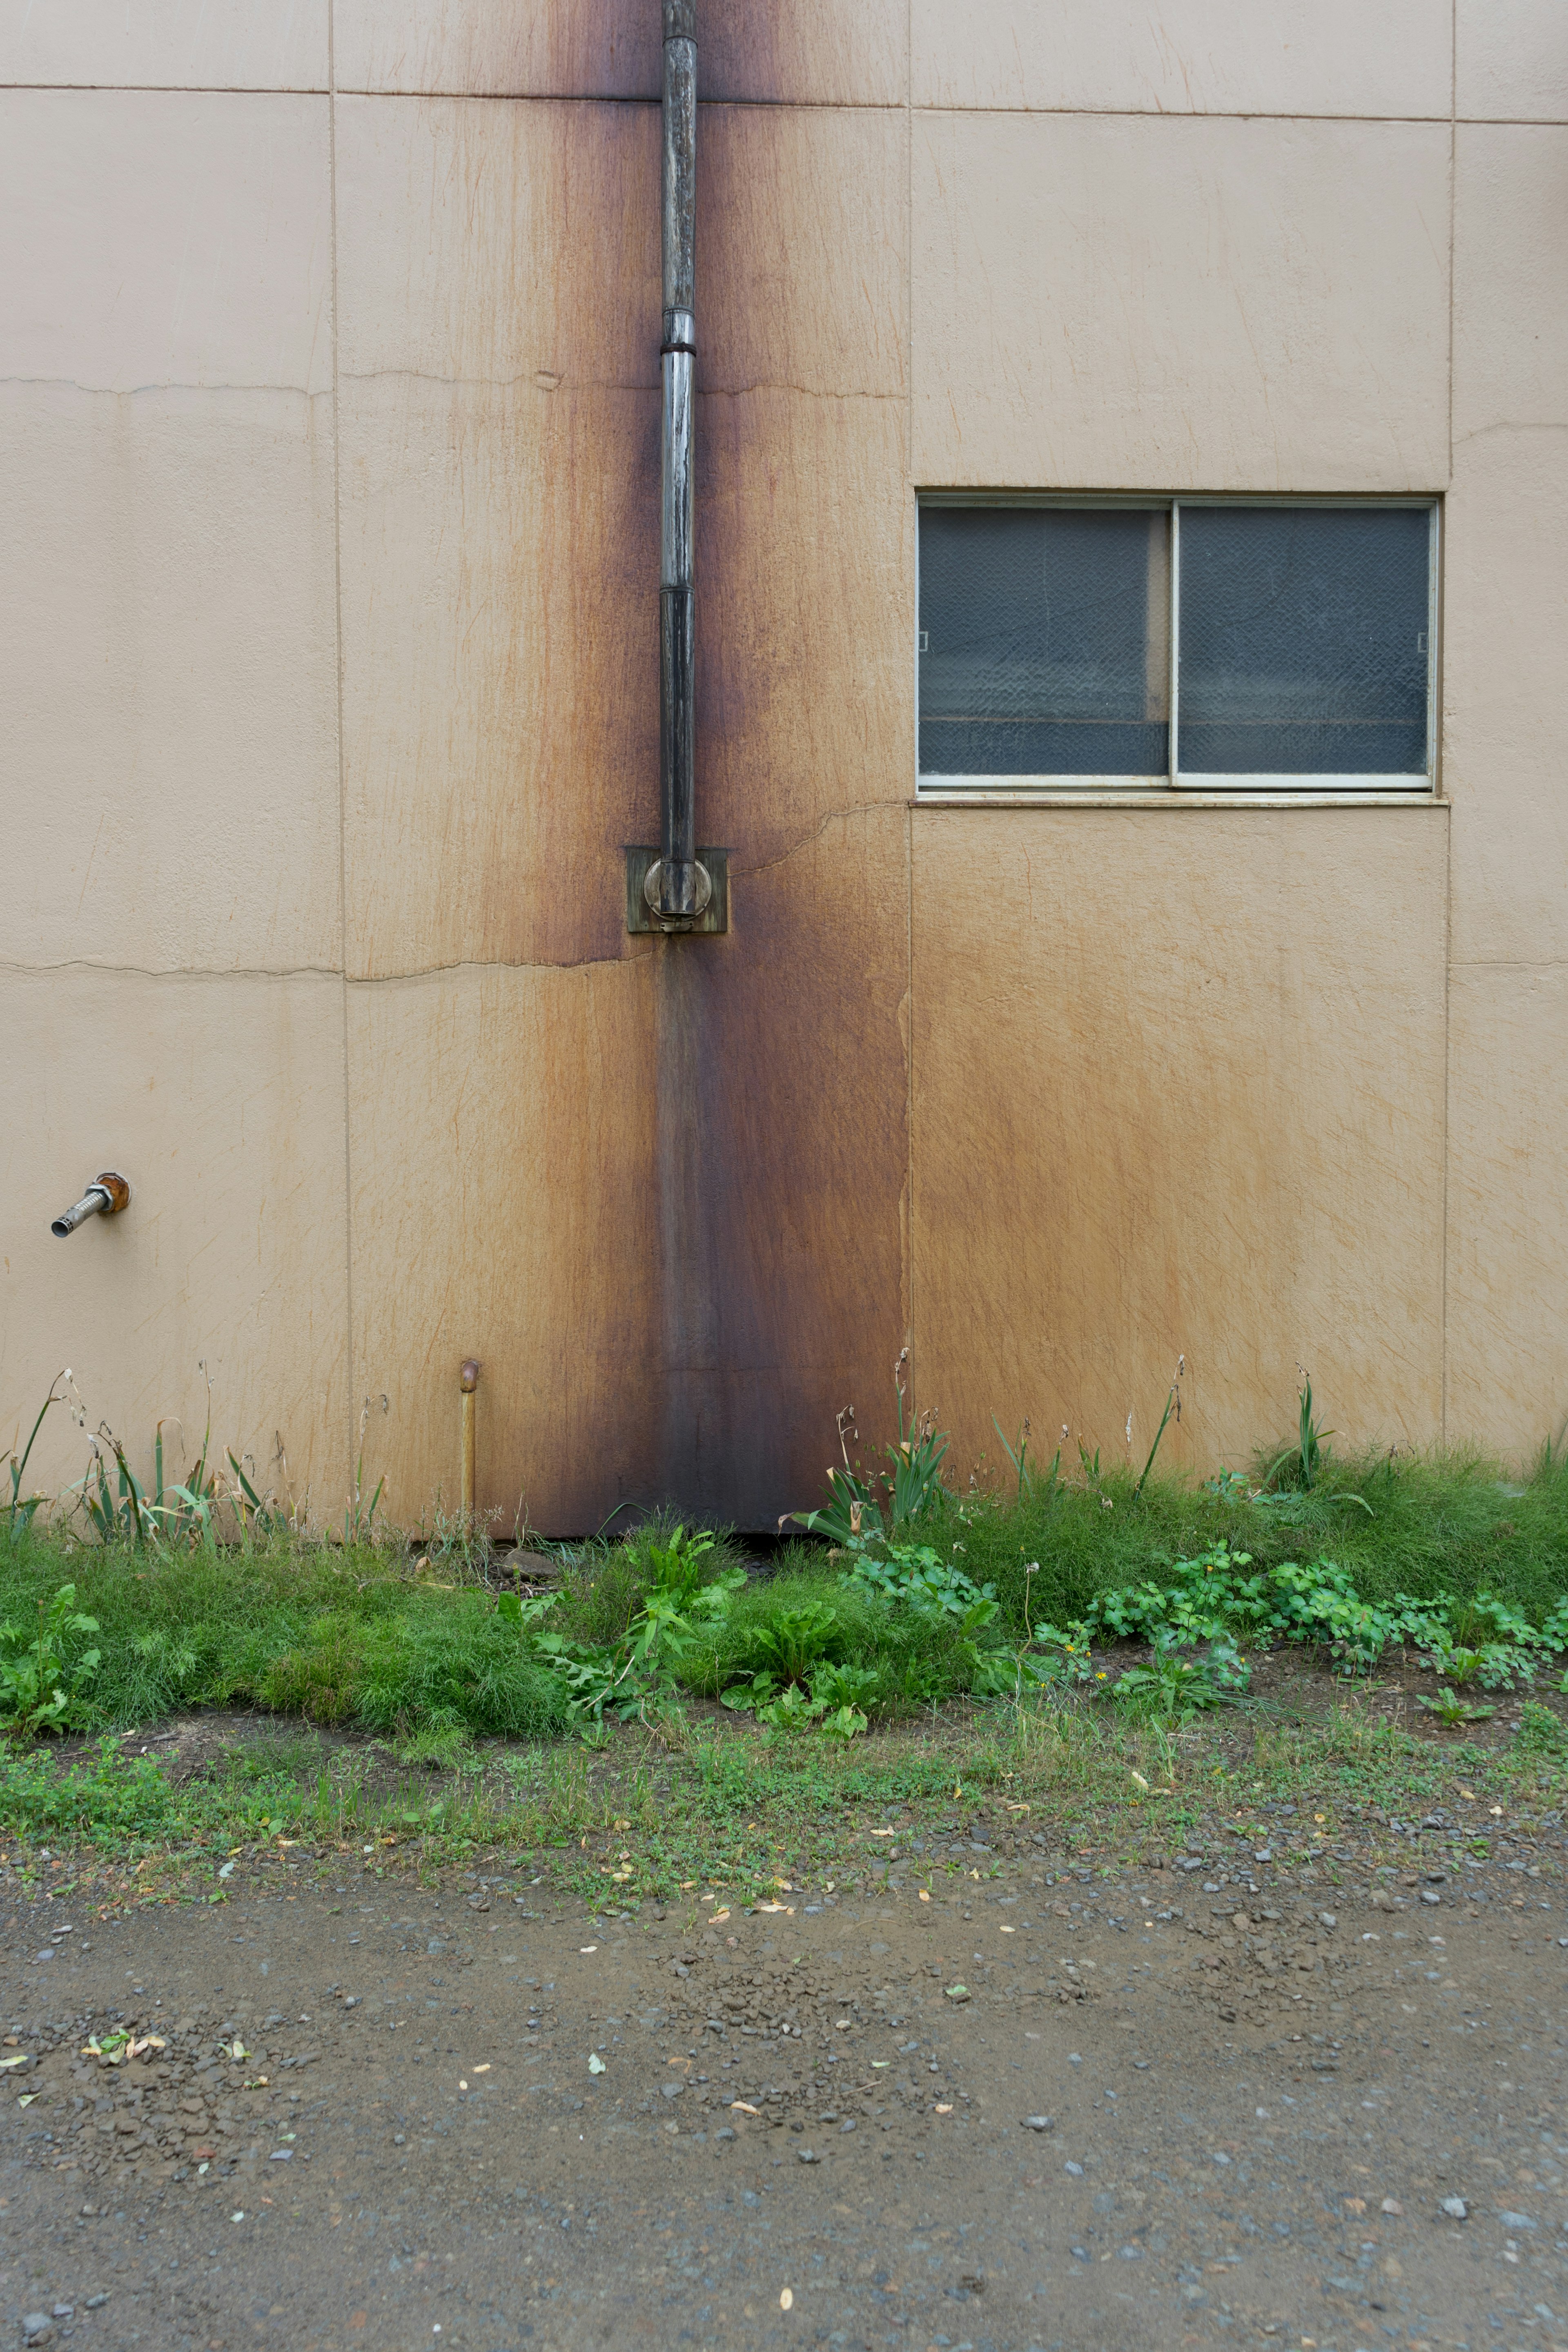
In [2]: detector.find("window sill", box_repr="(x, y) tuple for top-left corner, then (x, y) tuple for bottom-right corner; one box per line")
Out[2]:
(913, 786), (1443, 811)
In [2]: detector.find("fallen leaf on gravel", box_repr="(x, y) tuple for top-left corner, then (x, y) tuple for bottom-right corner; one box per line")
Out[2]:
(945, 1985), (970, 2002)
(730, 2101), (759, 2115)
(588, 2055), (606, 2074)
(17, 2093), (36, 2107)
(0, 2054), (30, 2071)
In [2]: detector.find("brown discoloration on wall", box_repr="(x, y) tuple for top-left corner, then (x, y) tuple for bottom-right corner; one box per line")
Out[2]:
(14, 9), (1568, 1530)
(347, 958), (663, 1536)
(651, 811), (909, 1528)
(335, 0), (906, 107)
(336, 95), (660, 978)
(645, 100), (911, 1525)
(1446, 967), (1568, 1454)
(338, 89), (912, 1526)
(911, 806), (1450, 1485)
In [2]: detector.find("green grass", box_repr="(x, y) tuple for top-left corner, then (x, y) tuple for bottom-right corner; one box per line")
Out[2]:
(0, 1541), (569, 1739)
(1, 1697), (1563, 1902)
(2, 1439), (1568, 1754)
(953, 1444), (1568, 1633)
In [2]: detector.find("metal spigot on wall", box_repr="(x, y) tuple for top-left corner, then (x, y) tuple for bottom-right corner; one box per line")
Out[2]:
(626, 0), (728, 935)
(51, 1172), (131, 1238)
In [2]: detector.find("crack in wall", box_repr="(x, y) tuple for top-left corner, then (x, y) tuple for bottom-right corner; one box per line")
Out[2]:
(339, 368), (902, 401)
(731, 800), (900, 879)
(0, 953), (649, 984)
(0, 374), (327, 399)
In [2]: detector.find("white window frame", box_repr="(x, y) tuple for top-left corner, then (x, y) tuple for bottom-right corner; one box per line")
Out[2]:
(915, 492), (1440, 800)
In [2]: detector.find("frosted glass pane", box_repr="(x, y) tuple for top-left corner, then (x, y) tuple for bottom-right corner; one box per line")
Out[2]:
(1177, 506), (1430, 775)
(920, 507), (1168, 775)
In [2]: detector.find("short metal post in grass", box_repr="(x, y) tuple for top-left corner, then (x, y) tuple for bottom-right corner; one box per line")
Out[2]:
(460, 1359), (481, 1519)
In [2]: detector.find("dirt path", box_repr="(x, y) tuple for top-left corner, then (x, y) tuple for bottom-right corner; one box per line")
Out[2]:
(2, 1840), (1566, 2352)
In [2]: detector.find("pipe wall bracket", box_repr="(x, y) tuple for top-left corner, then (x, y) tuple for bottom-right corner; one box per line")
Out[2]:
(625, 846), (729, 934)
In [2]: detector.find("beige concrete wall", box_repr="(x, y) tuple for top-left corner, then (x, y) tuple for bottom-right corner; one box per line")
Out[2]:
(2, 2), (1563, 1523)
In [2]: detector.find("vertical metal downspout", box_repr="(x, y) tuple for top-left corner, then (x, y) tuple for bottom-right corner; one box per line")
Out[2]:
(657, 0), (704, 921)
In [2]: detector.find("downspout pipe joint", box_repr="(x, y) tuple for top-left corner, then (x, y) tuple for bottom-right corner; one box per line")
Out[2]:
(651, 0), (710, 926)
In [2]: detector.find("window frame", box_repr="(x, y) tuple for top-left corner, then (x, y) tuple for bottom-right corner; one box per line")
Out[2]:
(915, 492), (1441, 800)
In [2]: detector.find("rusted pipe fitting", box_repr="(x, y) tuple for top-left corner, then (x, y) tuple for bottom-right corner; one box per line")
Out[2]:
(460, 1360), (480, 1517)
(51, 1171), (131, 1238)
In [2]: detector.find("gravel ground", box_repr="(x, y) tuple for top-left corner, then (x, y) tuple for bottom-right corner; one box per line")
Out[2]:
(2, 1826), (1566, 2352)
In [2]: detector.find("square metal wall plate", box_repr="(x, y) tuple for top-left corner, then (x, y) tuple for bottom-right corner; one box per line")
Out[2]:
(624, 846), (730, 934)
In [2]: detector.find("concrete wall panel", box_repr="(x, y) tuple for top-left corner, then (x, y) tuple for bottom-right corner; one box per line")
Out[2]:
(3, 385), (341, 977)
(334, 94), (656, 979)
(346, 807), (909, 1534)
(0, 0), (327, 90)
(336, 92), (912, 1523)
(911, 807), (1449, 1483)
(1453, 125), (1568, 443)
(1443, 117), (1568, 1457)
(0, 87), (339, 978)
(640, 805), (910, 1532)
(0, 968), (348, 1509)
(335, 0), (905, 105)
(0, 90), (332, 396)
(913, 0), (1450, 119)
(345, 958), (662, 1537)
(1443, 431), (1568, 966)
(336, 97), (910, 974)
(913, 112), (1451, 492)
(1446, 966), (1568, 1453)
(1457, 0), (1568, 124)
